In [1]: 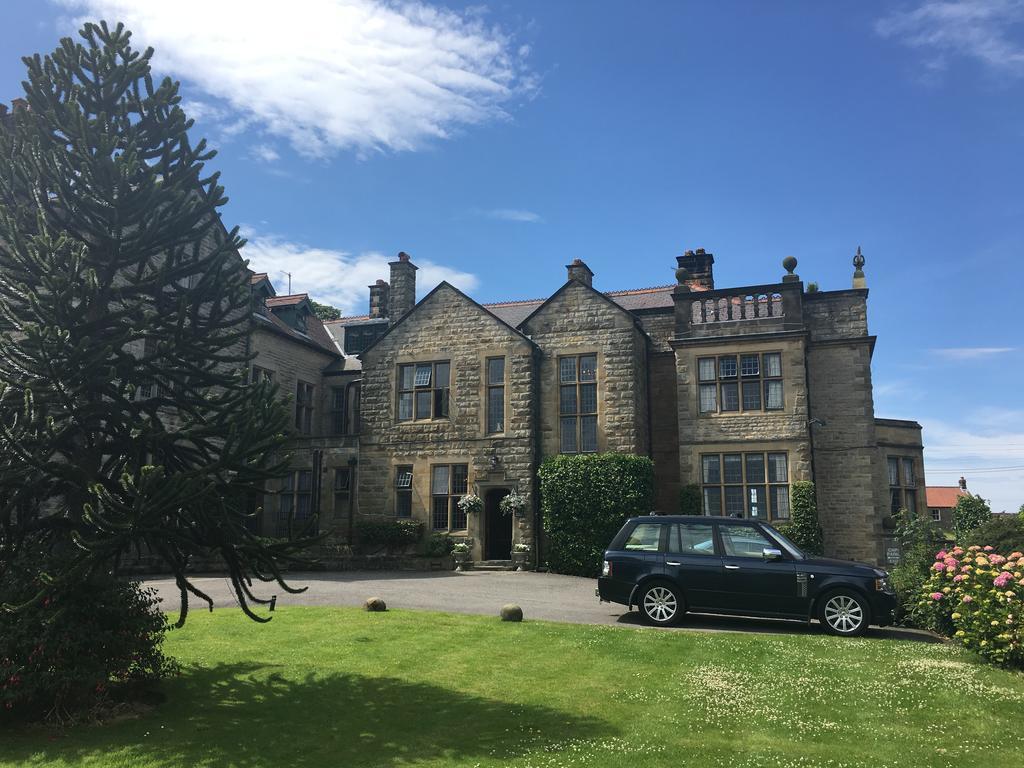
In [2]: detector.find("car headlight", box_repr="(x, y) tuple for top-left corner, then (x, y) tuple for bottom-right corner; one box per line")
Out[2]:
(875, 576), (893, 593)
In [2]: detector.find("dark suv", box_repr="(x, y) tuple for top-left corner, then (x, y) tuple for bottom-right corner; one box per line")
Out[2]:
(597, 516), (896, 636)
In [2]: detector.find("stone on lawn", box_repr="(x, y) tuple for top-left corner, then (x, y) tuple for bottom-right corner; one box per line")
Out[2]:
(500, 603), (523, 622)
(364, 596), (387, 612)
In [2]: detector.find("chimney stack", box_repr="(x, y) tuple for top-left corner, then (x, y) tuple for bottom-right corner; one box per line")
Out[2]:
(387, 252), (417, 324)
(676, 248), (715, 290)
(959, 476), (967, 491)
(369, 279), (390, 319)
(566, 258), (594, 288)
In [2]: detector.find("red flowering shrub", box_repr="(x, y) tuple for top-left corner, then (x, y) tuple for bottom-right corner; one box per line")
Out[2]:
(0, 542), (176, 723)
(918, 544), (1024, 668)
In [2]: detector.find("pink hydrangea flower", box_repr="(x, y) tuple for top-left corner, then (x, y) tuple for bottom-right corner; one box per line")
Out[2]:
(951, 547), (965, 556)
(953, 574), (966, 583)
(989, 555), (1007, 566)
(984, 546), (995, 552)
(936, 551), (948, 560)
(963, 595), (974, 603)
(933, 562), (946, 572)
(944, 558), (959, 568)
(1010, 552), (1023, 560)
(930, 592), (944, 601)
(993, 572), (1013, 588)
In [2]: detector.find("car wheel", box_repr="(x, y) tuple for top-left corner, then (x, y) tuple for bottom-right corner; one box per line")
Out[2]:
(818, 589), (870, 637)
(638, 582), (683, 627)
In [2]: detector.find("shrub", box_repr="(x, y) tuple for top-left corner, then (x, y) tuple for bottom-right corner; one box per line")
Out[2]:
(539, 453), (654, 577)
(422, 533), (454, 558)
(917, 544), (1024, 668)
(953, 494), (992, 543)
(965, 515), (1024, 555)
(889, 508), (944, 626)
(355, 519), (424, 554)
(678, 484), (701, 515)
(785, 481), (823, 556)
(0, 543), (175, 723)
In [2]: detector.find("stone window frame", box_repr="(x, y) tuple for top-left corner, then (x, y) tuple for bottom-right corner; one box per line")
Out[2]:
(697, 351), (784, 415)
(277, 469), (315, 536)
(396, 360), (450, 423)
(486, 356), (506, 435)
(431, 463), (469, 531)
(558, 353), (599, 454)
(699, 450), (790, 521)
(295, 380), (315, 434)
(887, 456), (918, 516)
(395, 465), (413, 518)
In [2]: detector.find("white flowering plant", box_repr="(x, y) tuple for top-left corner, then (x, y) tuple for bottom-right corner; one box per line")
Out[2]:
(499, 491), (528, 516)
(457, 494), (483, 516)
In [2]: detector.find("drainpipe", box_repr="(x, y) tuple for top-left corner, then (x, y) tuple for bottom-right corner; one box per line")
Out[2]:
(531, 344), (543, 571)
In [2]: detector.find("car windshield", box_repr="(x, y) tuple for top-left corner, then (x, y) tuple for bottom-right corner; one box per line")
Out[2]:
(763, 524), (806, 560)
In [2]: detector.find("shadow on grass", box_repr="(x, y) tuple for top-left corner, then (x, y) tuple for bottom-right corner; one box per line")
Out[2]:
(4, 663), (612, 768)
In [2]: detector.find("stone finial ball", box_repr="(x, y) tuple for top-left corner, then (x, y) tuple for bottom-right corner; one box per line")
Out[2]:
(364, 596), (387, 612)
(500, 603), (523, 622)
(674, 266), (691, 284)
(782, 255), (798, 274)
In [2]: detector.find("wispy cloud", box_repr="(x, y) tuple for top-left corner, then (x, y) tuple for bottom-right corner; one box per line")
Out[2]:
(876, 0), (1024, 78)
(240, 229), (479, 316)
(473, 208), (544, 223)
(55, 0), (538, 158)
(249, 144), (280, 164)
(931, 346), (1016, 360)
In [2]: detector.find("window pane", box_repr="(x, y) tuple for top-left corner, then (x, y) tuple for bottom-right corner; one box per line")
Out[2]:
(400, 365), (415, 390)
(771, 485), (790, 519)
(703, 486), (722, 516)
(624, 523), (663, 551)
(723, 454), (743, 484)
(560, 417), (578, 453)
(433, 387), (449, 418)
(742, 381), (762, 410)
(435, 362), (450, 388)
(902, 458), (915, 486)
(581, 416), (598, 452)
(451, 498), (467, 530)
(579, 383), (597, 414)
(699, 384), (718, 413)
(724, 486), (745, 517)
(740, 354), (759, 377)
(768, 453), (788, 483)
(887, 458), (899, 487)
(905, 489), (917, 513)
(396, 492), (412, 518)
(763, 352), (782, 378)
(415, 391), (432, 419)
(452, 465), (469, 495)
(487, 387), (504, 433)
(702, 455), (721, 484)
(580, 355), (597, 382)
(559, 385), (577, 415)
(414, 364), (432, 387)
(720, 382), (739, 411)
(890, 488), (902, 515)
(334, 468), (350, 491)
(698, 357), (716, 382)
(332, 387), (345, 410)
(748, 486), (766, 519)
(765, 380), (784, 410)
(559, 357), (576, 383)
(721, 524), (772, 558)
(295, 493), (312, 519)
(432, 465), (450, 494)
(676, 523), (716, 555)
(398, 392), (413, 421)
(432, 497), (449, 530)
(487, 357), (505, 385)
(297, 470), (313, 491)
(718, 356), (737, 378)
(745, 453), (765, 483)
(396, 468), (413, 488)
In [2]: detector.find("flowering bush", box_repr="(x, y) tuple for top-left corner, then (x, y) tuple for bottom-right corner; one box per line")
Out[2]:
(918, 544), (1024, 668)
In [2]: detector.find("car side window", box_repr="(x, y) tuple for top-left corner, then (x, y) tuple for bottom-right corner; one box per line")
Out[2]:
(720, 524), (774, 558)
(668, 523), (716, 556)
(622, 523), (663, 552)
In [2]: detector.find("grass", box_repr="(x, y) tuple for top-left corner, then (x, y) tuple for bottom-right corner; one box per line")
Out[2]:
(2, 607), (1023, 767)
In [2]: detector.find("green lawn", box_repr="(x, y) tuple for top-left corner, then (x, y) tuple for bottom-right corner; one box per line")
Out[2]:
(2, 607), (1023, 767)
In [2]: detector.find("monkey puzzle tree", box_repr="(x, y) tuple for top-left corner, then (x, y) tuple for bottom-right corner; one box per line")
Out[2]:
(0, 22), (314, 626)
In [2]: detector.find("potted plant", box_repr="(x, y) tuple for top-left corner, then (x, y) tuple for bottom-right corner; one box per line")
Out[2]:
(458, 493), (483, 518)
(451, 538), (474, 571)
(511, 542), (532, 571)
(499, 490), (529, 518)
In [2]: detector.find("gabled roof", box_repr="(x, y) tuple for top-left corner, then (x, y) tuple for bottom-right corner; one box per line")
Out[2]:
(358, 281), (537, 358)
(485, 284), (680, 327)
(926, 487), (968, 509)
(517, 278), (654, 334)
(254, 305), (340, 356)
(266, 293), (312, 308)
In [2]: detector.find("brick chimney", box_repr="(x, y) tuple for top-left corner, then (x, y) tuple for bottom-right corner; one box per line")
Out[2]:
(368, 279), (390, 319)
(676, 248), (715, 290)
(959, 476), (967, 491)
(566, 258), (594, 288)
(387, 252), (417, 323)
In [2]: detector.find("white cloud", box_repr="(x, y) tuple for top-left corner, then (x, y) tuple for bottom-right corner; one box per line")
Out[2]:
(474, 207), (543, 223)
(240, 229), (479, 316)
(931, 346), (1016, 360)
(55, 0), (538, 157)
(249, 144), (280, 163)
(876, 1), (1024, 77)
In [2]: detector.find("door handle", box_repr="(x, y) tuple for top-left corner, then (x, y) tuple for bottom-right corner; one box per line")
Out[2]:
(725, 564), (740, 570)
(665, 561), (681, 566)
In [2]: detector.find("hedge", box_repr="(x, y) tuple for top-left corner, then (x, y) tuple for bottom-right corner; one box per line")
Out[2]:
(354, 519), (424, 554)
(539, 453), (654, 577)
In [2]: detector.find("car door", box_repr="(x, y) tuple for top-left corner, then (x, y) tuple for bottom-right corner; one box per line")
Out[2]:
(604, 521), (665, 601)
(716, 522), (803, 617)
(661, 520), (725, 610)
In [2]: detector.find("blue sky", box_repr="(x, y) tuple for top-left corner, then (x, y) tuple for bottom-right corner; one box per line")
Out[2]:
(3, 1), (1023, 512)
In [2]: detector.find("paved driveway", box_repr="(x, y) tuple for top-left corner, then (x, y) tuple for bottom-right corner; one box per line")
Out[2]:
(146, 569), (936, 642)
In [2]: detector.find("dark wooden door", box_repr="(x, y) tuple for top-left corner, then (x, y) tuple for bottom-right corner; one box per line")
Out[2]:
(484, 489), (512, 560)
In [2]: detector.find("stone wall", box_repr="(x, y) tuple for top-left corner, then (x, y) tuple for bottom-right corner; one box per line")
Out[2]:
(875, 418), (925, 565)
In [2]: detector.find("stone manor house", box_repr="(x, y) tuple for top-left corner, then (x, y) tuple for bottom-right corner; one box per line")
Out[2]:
(248, 247), (925, 567)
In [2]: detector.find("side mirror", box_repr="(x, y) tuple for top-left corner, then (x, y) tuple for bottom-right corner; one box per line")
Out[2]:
(762, 547), (783, 561)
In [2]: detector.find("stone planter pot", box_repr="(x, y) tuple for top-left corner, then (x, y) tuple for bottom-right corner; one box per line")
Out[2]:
(511, 551), (530, 571)
(453, 552), (472, 572)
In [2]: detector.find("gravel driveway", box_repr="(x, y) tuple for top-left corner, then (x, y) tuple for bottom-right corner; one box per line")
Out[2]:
(145, 569), (936, 642)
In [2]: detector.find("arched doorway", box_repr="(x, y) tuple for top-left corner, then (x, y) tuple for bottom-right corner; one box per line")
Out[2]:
(484, 488), (513, 561)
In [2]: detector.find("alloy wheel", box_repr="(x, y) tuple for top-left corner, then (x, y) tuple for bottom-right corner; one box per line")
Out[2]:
(824, 594), (864, 634)
(642, 585), (678, 623)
